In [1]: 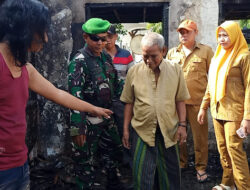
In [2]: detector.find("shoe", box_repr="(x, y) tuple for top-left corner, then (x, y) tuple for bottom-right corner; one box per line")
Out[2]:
(197, 171), (210, 183)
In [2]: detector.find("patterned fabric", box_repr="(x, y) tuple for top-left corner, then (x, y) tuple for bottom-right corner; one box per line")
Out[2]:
(131, 128), (181, 190)
(113, 45), (134, 83)
(68, 46), (122, 136)
(68, 46), (123, 189)
(72, 119), (123, 189)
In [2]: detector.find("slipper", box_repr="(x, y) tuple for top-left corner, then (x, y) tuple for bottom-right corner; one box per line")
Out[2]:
(197, 171), (210, 183)
(212, 184), (236, 190)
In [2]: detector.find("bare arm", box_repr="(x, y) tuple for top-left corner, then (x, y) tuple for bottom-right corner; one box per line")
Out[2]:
(26, 63), (112, 118)
(176, 100), (186, 123)
(122, 103), (133, 149)
(175, 101), (187, 145)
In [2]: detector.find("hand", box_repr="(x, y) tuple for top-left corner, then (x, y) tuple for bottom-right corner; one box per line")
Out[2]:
(122, 129), (130, 149)
(91, 106), (113, 119)
(197, 109), (206, 125)
(72, 135), (86, 147)
(175, 126), (187, 145)
(241, 119), (250, 135)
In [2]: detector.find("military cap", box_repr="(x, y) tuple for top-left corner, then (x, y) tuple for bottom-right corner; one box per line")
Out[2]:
(82, 18), (111, 34)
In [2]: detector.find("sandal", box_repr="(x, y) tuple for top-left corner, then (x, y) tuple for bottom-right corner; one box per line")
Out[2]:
(212, 184), (236, 190)
(197, 171), (209, 183)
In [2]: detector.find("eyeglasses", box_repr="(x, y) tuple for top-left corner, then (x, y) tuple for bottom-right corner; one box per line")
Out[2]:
(88, 34), (107, 42)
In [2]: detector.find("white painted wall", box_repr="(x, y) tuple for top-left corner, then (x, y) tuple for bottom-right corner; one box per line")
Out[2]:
(169, 0), (218, 50)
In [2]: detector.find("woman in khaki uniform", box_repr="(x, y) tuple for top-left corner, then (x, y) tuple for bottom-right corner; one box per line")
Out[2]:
(198, 21), (250, 190)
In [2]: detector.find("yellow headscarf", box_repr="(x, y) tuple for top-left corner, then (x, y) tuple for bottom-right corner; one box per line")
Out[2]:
(209, 21), (248, 103)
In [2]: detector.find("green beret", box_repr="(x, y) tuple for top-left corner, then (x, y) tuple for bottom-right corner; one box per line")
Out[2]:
(82, 18), (111, 34)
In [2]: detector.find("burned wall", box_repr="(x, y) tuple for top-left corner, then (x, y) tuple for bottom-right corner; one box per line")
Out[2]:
(26, 0), (250, 161)
(27, 0), (74, 159)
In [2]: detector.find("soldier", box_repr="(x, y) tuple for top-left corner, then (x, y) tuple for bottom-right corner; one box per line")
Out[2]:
(68, 18), (125, 190)
(167, 19), (214, 182)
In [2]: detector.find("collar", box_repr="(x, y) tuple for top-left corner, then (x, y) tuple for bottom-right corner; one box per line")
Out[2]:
(159, 59), (164, 71)
(83, 45), (104, 58)
(144, 59), (164, 72)
(176, 42), (200, 52)
(115, 44), (121, 54)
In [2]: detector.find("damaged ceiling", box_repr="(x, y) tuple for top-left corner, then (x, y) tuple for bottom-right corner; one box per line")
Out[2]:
(85, 2), (166, 23)
(219, 0), (250, 21)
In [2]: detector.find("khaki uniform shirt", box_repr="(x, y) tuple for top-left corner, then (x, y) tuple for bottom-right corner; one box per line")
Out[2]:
(120, 60), (190, 148)
(167, 43), (214, 105)
(201, 52), (250, 121)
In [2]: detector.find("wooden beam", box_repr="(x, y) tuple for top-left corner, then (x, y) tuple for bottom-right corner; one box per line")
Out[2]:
(113, 9), (121, 23)
(143, 7), (147, 22)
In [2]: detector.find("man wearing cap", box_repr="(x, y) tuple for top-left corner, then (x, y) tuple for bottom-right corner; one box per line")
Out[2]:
(68, 18), (125, 190)
(105, 25), (134, 166)
(105, 24), (134, 85)
(167, 19), (214, 182)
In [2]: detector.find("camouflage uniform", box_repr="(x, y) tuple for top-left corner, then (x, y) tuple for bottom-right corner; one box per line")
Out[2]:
(68, 46), (123, 189)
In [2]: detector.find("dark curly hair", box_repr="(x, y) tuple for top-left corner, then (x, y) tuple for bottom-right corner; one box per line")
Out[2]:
(0, 0), (50, 66)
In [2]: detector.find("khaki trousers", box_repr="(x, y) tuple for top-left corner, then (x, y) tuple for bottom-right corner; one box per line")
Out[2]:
(179, 105), (208, 171)
(213, 119), (250, 190)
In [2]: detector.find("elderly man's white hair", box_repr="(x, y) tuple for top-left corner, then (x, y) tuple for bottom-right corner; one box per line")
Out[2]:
(141, 32), (165, 50)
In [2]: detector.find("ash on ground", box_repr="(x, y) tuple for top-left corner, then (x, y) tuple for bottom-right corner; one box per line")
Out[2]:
(30, 153), (250, 190)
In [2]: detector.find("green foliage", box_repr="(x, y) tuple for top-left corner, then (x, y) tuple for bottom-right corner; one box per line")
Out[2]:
(146, 22), (162, 34)
(239, 19), (250, 29)
(114, 23), (127, 36)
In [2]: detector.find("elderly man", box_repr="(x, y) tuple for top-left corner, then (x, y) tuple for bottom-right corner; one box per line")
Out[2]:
(167, 19), (214, 182)
(68, 18), (125, 190)
(121, 32), (190, 190)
